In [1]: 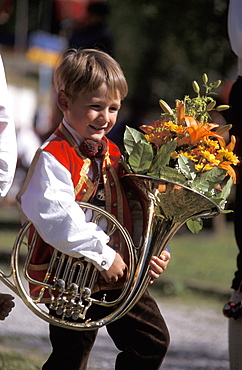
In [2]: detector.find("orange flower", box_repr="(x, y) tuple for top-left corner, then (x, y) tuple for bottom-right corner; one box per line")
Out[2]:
(215, 136), (239, 183)
(184, 116), (223, 146)
(218, 162), (237, 183)
(144, 130), (172, 147)
(140, 120), (173, 148)
(225, 134), (236, 152)
(176, 100), (185, 125)
(139, 120), (160, 134)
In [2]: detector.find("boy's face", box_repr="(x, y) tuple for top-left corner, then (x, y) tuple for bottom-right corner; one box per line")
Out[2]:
(58, 83), (121, 141)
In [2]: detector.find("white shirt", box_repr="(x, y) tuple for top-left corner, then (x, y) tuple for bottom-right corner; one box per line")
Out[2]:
(228, 0), (242, 75)
(20, 120), (116, 271)
(0, 56), (17, 201)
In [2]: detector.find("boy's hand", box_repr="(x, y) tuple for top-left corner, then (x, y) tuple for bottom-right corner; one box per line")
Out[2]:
(100, 252), (127, 284)
(148, 250), (171, 284)
(0, 293), (15, 320)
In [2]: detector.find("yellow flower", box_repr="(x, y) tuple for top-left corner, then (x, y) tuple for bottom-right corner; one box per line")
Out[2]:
(200, 150), (220, 166)
(203, 164), (215, 171)
(195, 163), (204, 171)
(203, 137), (220, 150)
(171, 151), (179, 159)
(195, 163), (215, 172)
(213, 135), (239, 183)
(137, 84), (239, 186)
(163, 121), (185, 134)
(217, 148), (239, 165)
(179, 151), (198, 162)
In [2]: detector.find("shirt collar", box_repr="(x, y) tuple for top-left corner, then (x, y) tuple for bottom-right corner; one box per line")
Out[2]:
(62, 118), (84, 146)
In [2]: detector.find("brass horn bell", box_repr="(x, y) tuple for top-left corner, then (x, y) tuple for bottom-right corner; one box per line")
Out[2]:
(0, 174), (219, 330)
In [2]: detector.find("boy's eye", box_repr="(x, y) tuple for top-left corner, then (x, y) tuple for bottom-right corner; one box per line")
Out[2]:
(110, 106), (120, 112)
(90, 105), (119, 112)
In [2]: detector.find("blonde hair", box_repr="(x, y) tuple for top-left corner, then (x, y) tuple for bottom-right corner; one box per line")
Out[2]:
(54, 49), (128, 101)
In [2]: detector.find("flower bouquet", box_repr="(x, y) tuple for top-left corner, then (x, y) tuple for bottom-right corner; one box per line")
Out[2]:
(123, 75), (239, 233)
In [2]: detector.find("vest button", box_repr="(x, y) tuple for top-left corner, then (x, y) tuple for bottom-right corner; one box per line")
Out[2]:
(82, 189), (87, 193)
(113, 203), (117, 207)
(110, 182), (115, 187)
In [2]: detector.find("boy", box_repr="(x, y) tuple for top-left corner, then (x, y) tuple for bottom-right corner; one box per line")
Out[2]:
(17, 49), (170, 370)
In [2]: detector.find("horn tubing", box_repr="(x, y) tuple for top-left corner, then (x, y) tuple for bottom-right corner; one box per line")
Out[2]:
(0, 175), (220, 330)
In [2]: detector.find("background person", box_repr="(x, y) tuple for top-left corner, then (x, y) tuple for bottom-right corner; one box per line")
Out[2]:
(68, 2), (113, 55)
(224, 1), (242, 368)
(0, 54), (17, 318)
(0, 55), (17, 201)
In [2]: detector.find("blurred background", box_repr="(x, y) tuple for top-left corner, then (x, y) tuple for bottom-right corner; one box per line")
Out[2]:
(0, 1), (238, 368)
(0, 0), (236, 200)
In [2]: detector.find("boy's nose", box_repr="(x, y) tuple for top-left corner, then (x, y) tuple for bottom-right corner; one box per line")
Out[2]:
(99, 109), (109, 123)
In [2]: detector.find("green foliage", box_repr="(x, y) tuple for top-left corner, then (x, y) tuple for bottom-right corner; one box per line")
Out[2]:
(123, 125), (233, 225)
(124, 126), (153, 173)
(149, 140), (177, 175)
(212, 177), (234, 208)
(190, 167), (227, 193)
(157, 167), (187, 185)
(108, 0), (233, 105)
(128, 142), (153, 174)
(123, 126), (146, 155)
(186, 218), (204, 234)
(178, 155), (196, 181)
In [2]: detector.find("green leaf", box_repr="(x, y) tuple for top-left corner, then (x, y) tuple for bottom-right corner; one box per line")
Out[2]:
(178, 155), (196, 180)
(210, 177), (234, 208)
(123, 126), (147, 155)
(128, 140), (153, 173)
(191, 167), (227, 193)
(220, 209), (233, 214)
(121, 160), (132, 174)
(186, 218), (203, 234)
(220, 177), (233, 201)
(151, 166), (187, 185)
(149, 140), (177, 175)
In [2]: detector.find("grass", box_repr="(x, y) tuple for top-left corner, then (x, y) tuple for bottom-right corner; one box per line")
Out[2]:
(0, 229), (19, 251)
(0, 208), (238, 294)
(161, 215), (238, 294)
(0, 348), (44, 370)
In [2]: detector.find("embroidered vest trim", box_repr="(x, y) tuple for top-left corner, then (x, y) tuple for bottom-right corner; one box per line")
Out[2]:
(26, 123), (133, 301)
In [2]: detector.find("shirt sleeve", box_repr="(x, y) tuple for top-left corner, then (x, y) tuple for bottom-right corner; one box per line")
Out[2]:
(21, 150), (116, 271)
(0, 56), (17, 201)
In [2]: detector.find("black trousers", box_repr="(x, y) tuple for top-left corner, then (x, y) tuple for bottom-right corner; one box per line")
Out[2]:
(228, 78), (242, 291)
(42, 289), (170, 370)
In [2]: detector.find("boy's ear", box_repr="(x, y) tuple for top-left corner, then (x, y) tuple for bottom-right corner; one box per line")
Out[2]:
(57, 91), (69, 111)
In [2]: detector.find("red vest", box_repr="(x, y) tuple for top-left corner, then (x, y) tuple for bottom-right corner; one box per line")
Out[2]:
(27, 123), (133, 301)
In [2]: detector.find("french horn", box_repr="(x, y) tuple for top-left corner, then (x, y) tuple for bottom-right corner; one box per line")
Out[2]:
(0, 174), (220, 330)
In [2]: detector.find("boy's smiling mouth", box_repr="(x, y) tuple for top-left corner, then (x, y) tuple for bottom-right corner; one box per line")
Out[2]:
(90, 124), (107, 131)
